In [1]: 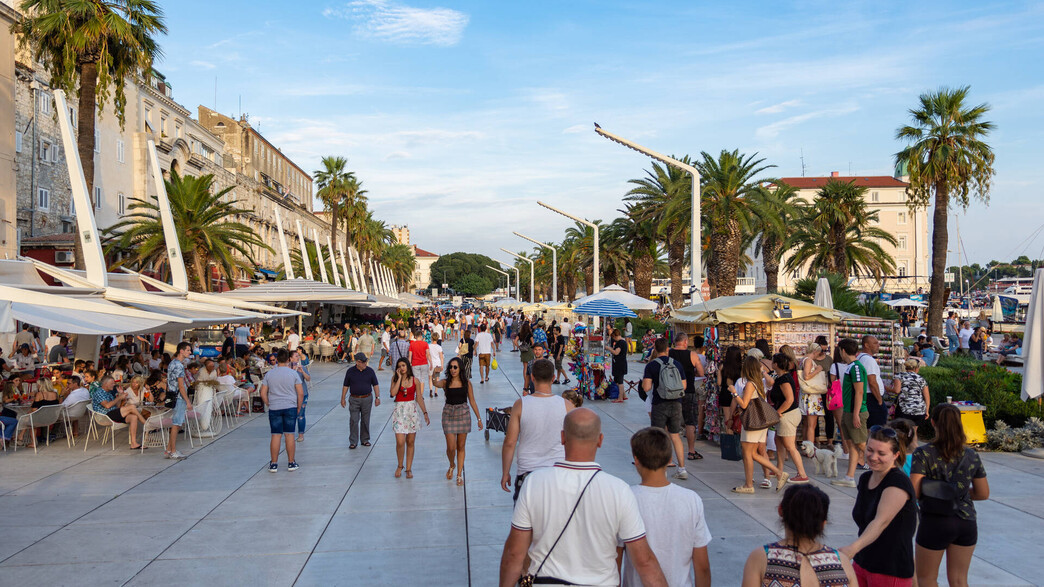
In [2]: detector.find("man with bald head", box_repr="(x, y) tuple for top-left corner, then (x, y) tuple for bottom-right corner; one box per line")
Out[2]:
(500, 408), (667, 587)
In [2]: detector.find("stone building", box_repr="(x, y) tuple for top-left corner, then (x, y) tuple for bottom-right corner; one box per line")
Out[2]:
(0, 1), (17, 259)
(390, 224), (409, 246)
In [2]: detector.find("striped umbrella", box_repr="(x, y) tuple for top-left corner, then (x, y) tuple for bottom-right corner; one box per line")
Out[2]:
(573, 298), (638, 318)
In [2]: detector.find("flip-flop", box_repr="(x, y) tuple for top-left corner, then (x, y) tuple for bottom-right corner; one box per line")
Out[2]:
(362, 442), (371, 446)
(395, 466), (402, 478)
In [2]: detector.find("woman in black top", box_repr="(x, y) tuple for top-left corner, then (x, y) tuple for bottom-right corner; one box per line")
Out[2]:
(432, 357), (483, 486)
(910, 403), (989, 587)
(717, 346), (743, 434)
(457, 329), (476, 380)
(608, 329), (629, 399)
(841, 424), (918, 584)
(769, 353), (809, 482)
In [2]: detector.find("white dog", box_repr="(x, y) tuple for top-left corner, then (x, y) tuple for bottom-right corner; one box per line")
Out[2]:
(801, 441), (843, 479)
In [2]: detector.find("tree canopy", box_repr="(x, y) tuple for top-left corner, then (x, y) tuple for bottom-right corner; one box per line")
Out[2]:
(429, 252), (503, 295)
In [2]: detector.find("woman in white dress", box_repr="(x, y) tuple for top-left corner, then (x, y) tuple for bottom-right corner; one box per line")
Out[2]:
(390, 358), (430, 479)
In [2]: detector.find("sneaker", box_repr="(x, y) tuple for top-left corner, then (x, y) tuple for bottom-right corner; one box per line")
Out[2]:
(672, 469), (688, 480)
(790, 475), (810, 484)
(857, 463), (870, 471)
(166, 450), (186, 460)
(831, 476), (856, 487)
(268, 462), (278, 473)
(287, 461), (299, 472)
(759, 478), (772, 489)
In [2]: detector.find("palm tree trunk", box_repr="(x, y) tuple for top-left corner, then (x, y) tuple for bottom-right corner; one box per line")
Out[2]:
(831, 222), (847, 275)
(633, 249), (654, 300)
(329, 202), (339, 252)
(188, 250), (207, 293)
(584, 266), (593, 296)
(668, 238), (684, 307)
(73, 61), (99, 271)
(714, 221), (743, 296)
(927, 181), (950, 338)
(763, 236), (780, 293)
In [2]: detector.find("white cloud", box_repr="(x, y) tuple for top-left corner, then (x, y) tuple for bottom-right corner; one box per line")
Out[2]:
(325, 0), (469, 47)
(755, 99), (802, 115)
(562, 124), (587, 134)
(189, 60), (217, 70)
(754, 104), (860, 140)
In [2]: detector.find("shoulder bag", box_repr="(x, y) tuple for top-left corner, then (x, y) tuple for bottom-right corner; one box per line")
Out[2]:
(737, 382), (780, 431)
(520, 471), (600, 587)
(920, 450), (970, 516)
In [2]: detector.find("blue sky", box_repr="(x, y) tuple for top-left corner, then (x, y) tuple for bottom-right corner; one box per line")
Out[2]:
(157, 0), (1044, 266)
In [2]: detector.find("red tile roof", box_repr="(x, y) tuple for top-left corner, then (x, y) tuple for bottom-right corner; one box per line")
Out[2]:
(412, 245), (439, 258)
(778, 176), (909, 189)
(20, 232), (76, 244)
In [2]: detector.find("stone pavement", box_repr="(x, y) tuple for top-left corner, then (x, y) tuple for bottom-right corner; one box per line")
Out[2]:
(0, 344), (1041, 585)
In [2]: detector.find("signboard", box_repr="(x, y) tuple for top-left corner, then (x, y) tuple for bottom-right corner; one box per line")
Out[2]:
(945, 272), (955, 283)
(701, 281), (710, 300)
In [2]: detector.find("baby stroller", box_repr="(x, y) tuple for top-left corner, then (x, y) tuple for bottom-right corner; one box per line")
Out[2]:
(484, 407), (511, 441)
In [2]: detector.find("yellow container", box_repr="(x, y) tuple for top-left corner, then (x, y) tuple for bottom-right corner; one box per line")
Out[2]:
(957, 404), (987, 445)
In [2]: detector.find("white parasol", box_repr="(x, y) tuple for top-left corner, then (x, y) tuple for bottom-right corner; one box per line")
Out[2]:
(885, 299), (928, 309)
(992, 295), (1004, 323)
(1021, 269), (1043, 401)
(814, 278), (833, 310)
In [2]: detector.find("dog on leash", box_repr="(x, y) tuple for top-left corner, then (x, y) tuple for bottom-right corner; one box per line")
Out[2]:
(801, 441), (843, 478)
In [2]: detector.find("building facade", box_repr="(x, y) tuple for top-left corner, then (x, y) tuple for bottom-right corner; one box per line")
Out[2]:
(0, 2), (17, 259)
(390, 224), (409, 246)
(411, 245), (439, 293)
(743, 172), (930, 294)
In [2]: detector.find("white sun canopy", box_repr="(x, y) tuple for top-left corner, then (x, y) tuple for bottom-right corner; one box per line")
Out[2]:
(219, 278), (376, 305)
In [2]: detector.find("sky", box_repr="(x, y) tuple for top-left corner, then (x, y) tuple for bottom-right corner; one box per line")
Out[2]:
(155, 0), (1044, 267)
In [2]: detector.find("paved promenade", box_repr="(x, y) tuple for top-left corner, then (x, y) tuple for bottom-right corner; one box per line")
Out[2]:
(1, 344), (1041, 585)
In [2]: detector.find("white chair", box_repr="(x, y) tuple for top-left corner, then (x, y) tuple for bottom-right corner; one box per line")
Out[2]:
(84, 406), (128, 452)
(1, 420), (6, 452)
(60, 400), (90, 447)
(14, 404), (65, 453)
(212, 389), (235, 431)
(140, 409), (171, 453)
(183, 399), (214, 448)
(319, 343), (335, 362)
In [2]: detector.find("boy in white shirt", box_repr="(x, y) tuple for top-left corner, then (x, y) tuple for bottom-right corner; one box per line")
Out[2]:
(620, 427), (712, 587)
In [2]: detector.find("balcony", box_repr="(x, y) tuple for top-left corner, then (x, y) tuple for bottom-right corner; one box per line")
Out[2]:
(735, 276), (756, 294)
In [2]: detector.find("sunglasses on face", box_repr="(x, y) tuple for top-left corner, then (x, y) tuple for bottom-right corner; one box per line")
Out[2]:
(449, 365), (459, 370)
(869, 425), (897, 438)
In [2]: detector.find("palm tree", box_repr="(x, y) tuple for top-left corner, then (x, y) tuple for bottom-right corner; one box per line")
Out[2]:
(625, 159), (691, 306)
(289, 241), (336, 282)
(614, 204), (658, 299)
(695, 150), (775, 297)
(381, 243), (417, 291)
(562, 220), (604, 295)
(15, 0), (167, 270)
(895, 86), (996, 337)
(558, 236), (582, 301)
(354, 211), (393, 287)
(750, 182), (804, 293)
(104, 171), (270, 292)
(784, 179), (898, 279)
(341, 176), (368, 250)
(601, 218), (632, 289)
(314, 156), (354, 252)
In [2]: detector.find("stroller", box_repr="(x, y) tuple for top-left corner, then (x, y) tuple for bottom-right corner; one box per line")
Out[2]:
(484, 407), (511, 441)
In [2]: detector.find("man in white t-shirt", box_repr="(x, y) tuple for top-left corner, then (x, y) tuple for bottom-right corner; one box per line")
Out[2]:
(500, 408), (667, 587)
(621, 427), (712, 587)
(379, 326), (392, 371)
(286, 328), (301, 351)
(44, 332), (61, 357)
(957, 321), (974, 353)
(857, 335), (886, 429)
(474, 324), (496, 384)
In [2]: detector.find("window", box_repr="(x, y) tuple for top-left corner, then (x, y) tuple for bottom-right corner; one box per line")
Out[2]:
(897, 211), (907, 225)
(37, 91), (51, 115)
(94, 186), (102, 210)
(39, 139), (56, 162)
(94, 130), (100, 153)
(897, 235), (908, 250)
(15, 131), (22, 153)
(116, 139), (125, 163)
(143, 107), (151, 132)
(898, 261), (908, 277)
(870, 191), (879, 203)
(118, 192), (125, 215)
(37, 187), (50, 210)
(160, 116), (167, 136)
(175, 123), (182, 138)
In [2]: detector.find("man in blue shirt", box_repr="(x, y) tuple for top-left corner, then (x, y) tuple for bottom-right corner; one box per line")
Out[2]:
(166, 342), (193, 461)
(340, 352), (381, 449)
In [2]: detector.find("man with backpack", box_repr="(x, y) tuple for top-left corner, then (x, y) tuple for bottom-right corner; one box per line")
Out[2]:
(642, 337), (689, 480)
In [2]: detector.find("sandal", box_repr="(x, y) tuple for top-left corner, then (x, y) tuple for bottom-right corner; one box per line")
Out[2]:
(731, 486), (755, 494)
(456, 475), (464, 486)
(362, 441), (371, 447)
(759, 478), (772, 489)
(405, 470), (413, 479)
(687, 452), (697, 460)
(395, 466), (402, 478)
(447, 466), (454, 480)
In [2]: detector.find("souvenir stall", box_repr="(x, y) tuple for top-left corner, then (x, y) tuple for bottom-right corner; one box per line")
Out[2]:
(567, 299), (637, 400)
(835, 317), (903, 380)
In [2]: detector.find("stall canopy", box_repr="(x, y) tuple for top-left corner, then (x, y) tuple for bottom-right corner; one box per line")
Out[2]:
(885, 299), (927, 309)
(219, 278), (375, 305)
(672, 294), (841, 325)
(494, 297), (523, 308)
(572, 284), (658, 311)
(399, 292), (429, 304)
(574, 298), (638, 318)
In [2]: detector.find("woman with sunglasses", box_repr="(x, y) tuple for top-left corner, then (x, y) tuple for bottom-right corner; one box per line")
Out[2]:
(390, 358), (429, 479)
(432, 357), (483, 486)
(841, 425), (918, 586)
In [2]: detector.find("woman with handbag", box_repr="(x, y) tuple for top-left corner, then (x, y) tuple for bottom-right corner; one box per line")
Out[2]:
(769, 353), (810, 483)
(729, 356), (788, 494)
(799, 342), (829, 445)
(910, 404), (989, 587)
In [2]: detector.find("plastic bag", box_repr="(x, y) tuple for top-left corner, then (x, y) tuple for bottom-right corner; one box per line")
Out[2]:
(491, 357), (499, 370)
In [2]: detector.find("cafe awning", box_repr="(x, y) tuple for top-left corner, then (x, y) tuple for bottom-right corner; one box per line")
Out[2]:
(672, 294), (842, 325)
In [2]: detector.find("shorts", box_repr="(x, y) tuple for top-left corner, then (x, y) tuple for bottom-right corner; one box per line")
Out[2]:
(268, 407), (297, 434)
(741, 426), (768, 444)
(554, 356), (563, 369)
(800, 393), (825, 416)
(106, 408), (126, 424)
(650, 401), (683, 434)
(613, 371), (625, 385)
(412, 364), (430, 386)
(478, 354), (491, 367)
(841, 411), (870, 445)
(171, 396), (187, 427)
(681, 394), (697, 427)
(776, 409), (801, 437)
(852, 562), (913, 587)
(917, 514), (978, 550)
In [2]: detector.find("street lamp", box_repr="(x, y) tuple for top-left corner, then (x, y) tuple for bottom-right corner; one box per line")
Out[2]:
(594, 123), (702, 304)
(513, 231), (557, 303)
(537, 201), (599, 295)
(498, 260), (520, 300)
(501, 248), (535, 304)
(486, 265), (510, 296)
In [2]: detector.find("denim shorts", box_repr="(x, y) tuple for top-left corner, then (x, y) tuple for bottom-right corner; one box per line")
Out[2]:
(171, 396), (187, 427)
(268, 407), (297, 434)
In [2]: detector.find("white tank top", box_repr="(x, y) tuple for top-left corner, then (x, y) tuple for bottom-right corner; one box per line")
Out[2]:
(516, 394), (568, 474)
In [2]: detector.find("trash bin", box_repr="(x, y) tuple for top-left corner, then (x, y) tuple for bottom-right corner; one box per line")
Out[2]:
(955, 403), (987, 445)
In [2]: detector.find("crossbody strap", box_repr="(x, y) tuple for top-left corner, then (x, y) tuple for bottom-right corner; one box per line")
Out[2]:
(532, 470), (600, 579)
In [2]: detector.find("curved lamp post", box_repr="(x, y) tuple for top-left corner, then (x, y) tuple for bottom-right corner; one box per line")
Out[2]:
(537, 201), (598, 295)
(501, 248), (535, 304)
(513, 231), (557, 303)
(497, 260), (521, 301)
(486, 265), (510, 297)
(594, 123), (702, 303)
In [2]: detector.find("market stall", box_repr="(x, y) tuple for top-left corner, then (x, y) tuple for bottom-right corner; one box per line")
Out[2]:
(568, 299), (637, 400)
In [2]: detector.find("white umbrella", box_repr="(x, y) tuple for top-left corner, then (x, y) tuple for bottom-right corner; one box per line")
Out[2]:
(992, 295), (1004, 323)
(885, 299), (928, 309)
(814, 278), (833, 310)
(572, 284), (658, 311)
(1021, 268), (1043, 401)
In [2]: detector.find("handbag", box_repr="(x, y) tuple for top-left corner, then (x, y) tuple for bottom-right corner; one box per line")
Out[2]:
(520, 471), (599, 587)
(737, 384), (780, 431)
(921, 451), (969, 516)
(720, 432), (743, 461)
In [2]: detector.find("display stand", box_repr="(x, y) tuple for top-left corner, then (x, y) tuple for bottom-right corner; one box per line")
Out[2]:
(835, 318), (901, 378)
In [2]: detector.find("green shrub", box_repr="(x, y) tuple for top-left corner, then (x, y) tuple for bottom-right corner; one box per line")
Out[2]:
(616, 317), (666, 336)
(920, 355), (1042, 430)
